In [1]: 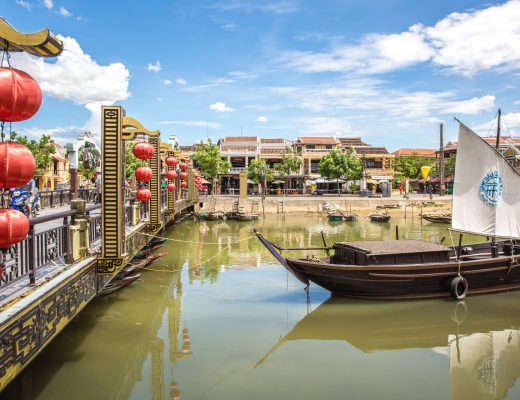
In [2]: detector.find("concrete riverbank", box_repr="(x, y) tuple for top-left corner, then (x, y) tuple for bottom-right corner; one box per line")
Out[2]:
(200, 194), (452, 214)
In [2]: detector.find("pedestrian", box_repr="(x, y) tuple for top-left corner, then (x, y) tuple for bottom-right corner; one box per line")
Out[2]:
(398, 183), (403, 195)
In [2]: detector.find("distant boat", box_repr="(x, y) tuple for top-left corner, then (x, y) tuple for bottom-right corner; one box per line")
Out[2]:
(421, 211), (452, 223)
(255, 119), (520, 300)
(368, 212), (390, 222)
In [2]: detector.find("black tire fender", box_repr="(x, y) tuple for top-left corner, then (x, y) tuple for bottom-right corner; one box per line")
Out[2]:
(450, 276), (468, 300)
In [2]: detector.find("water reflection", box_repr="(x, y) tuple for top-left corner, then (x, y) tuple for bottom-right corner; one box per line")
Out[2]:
(259, 293), (520, 400)
(1, 214), (507, 400)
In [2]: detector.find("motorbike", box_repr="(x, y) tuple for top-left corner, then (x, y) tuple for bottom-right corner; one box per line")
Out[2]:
(9, 189), (39, 217)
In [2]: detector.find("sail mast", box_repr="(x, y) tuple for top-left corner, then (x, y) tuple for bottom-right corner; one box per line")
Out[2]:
(496, 108), (502, 150)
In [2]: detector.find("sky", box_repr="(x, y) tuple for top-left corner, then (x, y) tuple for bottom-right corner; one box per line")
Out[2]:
(4, 0), (520, 151)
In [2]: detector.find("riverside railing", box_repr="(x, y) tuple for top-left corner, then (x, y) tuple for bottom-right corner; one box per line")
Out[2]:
(0, 203), (101, 289)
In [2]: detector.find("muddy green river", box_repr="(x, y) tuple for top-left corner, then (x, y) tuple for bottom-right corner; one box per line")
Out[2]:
(3, 213), (520, 400)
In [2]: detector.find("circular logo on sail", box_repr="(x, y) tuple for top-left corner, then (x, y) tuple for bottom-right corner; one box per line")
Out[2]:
(479, 171), (502, 206)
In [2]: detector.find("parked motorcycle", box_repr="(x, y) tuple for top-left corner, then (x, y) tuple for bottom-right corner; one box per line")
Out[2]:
(9, 188), (39, 217)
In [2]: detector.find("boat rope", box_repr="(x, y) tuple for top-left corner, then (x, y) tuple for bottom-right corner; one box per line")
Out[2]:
(448, 228), (462, 277)
(138, 247), (231, 273)
(133, 230), (257, 245)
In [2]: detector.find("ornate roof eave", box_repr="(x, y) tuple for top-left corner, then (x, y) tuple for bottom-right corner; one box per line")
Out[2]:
(0, 17), (63, 57)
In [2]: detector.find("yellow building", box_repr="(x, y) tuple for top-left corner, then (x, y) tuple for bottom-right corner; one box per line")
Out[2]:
(293, 136), (341, 177)
(35, 144), (70, 190)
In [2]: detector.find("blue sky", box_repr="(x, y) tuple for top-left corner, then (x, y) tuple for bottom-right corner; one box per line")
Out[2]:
(4, 0), (520, 150)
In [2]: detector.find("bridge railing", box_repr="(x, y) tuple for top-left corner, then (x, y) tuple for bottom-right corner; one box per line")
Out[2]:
(0, 203), (101, 290)
(1, 188), (97, 211)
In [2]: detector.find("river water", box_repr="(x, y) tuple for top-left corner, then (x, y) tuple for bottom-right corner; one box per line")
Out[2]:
(3, 212), (520, 400)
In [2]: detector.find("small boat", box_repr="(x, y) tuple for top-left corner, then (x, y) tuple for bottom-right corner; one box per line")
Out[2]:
(196, 211), (208, 219)
(343, 213), (358, 221)
(328, 212), (344, 222)
(205, 211), (226, 221)
(226, 211), (258, 221)
(149, 237), (167, 246)
(116, 252), (168, 279)
(254, 119), (520, 301)
(368, 212), (390, 222)
(98, 273), (142, 297)
(376, 204), (401, 209)
(421, 211), (452, 223)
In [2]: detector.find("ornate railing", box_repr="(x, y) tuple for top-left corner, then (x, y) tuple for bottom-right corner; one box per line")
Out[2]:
(0, 204), (100, 289)
(1, 188), (97, 211)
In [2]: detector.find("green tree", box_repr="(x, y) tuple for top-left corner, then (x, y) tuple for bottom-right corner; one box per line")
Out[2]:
(318, 148), (361, 194)
(191, 139), (231, 194)
(125, 141), (146, 179)
(274, 146), (303, 188)
(11, 132), (56, 173)
(444, 154), (456, 177)
(247, 159), (274, 195)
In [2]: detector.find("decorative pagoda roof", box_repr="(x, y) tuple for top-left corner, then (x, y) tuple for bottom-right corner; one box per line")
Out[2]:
(0, 17), (63, 57)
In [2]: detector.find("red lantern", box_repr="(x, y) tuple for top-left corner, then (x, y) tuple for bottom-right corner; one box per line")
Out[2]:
(166, 170), (177, 180)
(179, 162), (188, 171)
(180, 181), (187, 188)
(135, 166), (153, 182)
(0, 143), (36, 189)
(0, 67), (42, 122)
(133, 142), (154, 160)
(165, 157), (178, 167)
(136, 189), (151, 202)
(0, 209), (29, 248)
(179, 172), (188, 180)
(167, 183), (176, 191)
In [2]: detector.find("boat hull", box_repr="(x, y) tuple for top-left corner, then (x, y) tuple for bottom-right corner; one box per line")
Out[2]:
(286, 256), (520, 300)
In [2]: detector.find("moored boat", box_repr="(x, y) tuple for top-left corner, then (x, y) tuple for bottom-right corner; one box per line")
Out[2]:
(255, 119), (520, 300)
(368, 212), (390, 222)
(421, 211), (452, 223)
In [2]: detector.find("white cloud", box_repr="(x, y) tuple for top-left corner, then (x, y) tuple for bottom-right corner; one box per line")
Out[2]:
(147, 61), (161, 72)
(212, 1), (299, 14)
(16, 0), (32, 10)
(157, 97), (163, 102)
(163, 79), (172, 85)
(159, 120), (221, 129)
(297, 116), (352, 135)
(282, 1), (520, 76)
(58, 6), (72, 17)
(209, 102), (235, 112)
(176, 78), (187, 85)
(442, 95), (496, 115)
(256, 116), (268, 122)
(42, 0), (53, 9)
(11, 35), (130, 137)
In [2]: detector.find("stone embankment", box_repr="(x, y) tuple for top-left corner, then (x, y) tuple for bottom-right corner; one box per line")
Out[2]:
(200, 195), (452, 214)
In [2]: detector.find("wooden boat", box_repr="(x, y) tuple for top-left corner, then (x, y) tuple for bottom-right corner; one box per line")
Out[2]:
(254, 119), (520, 301)
(327, 212), (344, 222)
(376, 204), (401, 209)
(368, 212), (390, 222)
(98, 273), (141, 297)
(205, 210), (226, 221)
(149, 237), (167, 246)
(226, 211), (258, 221)
(421, 211), (452, 223)
(343, 212), (358, 221)
(116, 252), (168, 279)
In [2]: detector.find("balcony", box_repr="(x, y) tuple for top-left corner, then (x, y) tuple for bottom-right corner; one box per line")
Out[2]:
(229, 167), (246, 174)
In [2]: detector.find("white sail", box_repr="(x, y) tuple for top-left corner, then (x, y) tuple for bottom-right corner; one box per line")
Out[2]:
(452, 123), (520, 238)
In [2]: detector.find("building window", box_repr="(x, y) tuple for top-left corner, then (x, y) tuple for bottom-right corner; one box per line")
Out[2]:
(311, 160), (320, 173)
(307, 145), (315, 150)
(296, 146), (302, 153)
(326, 145), (332, 150)
(53, 160), (58, 175)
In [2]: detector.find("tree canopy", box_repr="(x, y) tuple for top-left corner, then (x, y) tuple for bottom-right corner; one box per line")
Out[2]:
(125, 141), (146, 179)
(394, 153), (436, 180)
(247, 159), (274, 184)
(11, 132), (56, 173)
(318, 148), (361, 193)
(192, 140), (231, 194)
(274, 146), (302, 178)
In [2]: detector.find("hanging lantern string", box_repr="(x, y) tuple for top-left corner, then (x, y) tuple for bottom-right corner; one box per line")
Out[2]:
(134, 230), (257, 245)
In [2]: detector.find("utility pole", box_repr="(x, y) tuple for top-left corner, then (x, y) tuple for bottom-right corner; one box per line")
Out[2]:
(496, 108), (502, 150)
(439, 123), (444, 196)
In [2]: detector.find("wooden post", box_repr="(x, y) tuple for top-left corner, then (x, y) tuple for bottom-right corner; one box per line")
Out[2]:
(439, 123), (445, 196)
(148, 137), (162, 230)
